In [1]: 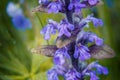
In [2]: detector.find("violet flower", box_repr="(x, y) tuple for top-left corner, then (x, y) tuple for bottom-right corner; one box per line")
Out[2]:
(77, 31), (103, 46)
(83, 61), (109, 75)
(88, 61), (108, 75)
(65, 68), (81, 80)
(7, 2), (32, 30)
(40, 19), (58, 40)
(6, 2), (22, 17)
(34, 0), (113, 80)
(47, 1), (62, 13)
(53, 47), (72, 75)
(81, 61), (108, 80)
(88, 0), (99, 5)
(89, 72), (99, 80)
(12, 15), (32, 30)
(58, 19), (74, 37)
(89, 33), (103, 46)
(47, 68), (59, 80)
(68, 0), (86, 12)
(87, 15), (104, 27)
(74, 44), (91, 61)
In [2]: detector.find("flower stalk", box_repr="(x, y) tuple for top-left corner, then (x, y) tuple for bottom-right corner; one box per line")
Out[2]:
(32, 0), (116, 80)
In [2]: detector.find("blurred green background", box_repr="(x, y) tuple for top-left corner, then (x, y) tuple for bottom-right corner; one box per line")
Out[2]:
(0, 0), (120, 80)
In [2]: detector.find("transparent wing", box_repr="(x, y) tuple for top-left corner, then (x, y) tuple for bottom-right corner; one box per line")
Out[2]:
(32, 5), (48, 12)
(31, 45), (58, 57)
(89, 44), (115, 59)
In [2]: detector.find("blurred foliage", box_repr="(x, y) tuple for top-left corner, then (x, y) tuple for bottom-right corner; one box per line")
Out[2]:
(0, 0), (120, 80)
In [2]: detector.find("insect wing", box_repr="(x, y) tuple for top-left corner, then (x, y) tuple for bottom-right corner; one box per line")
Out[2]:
(31, 45), (58, 57)
(89, 44), (115, 59)
(32, 5), (47, 12)
(56, 35), (76, 48)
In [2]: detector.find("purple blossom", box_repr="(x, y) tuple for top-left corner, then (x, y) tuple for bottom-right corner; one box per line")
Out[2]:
(47, 68), (58, 80)
(53, 48), (72, 75)
(74, 44), (91, 61)
(77, 31), (103, 46)
(89, 33), (103, 46)
(47, 1), (62, 13)
(6, 2), (22, 17)
(90, 62), (108, 75)
(88, 0), (98, 5)
(82, 61), (108, 80)
(7, 2), (32, 30)
(68, 0), (86, 12)
(89, 72), (99, 80)
(35, 0), (111, 80)
(12, 14), (32, 30)
(54, 47), (70, 61)
(40, 19), (58, 40)
(83, 61), (109, 75)
(87, 15), (104, 27)
(54, 51), (65, 65)
(58, 19), (74, 37)
(65, 68), (81, 80)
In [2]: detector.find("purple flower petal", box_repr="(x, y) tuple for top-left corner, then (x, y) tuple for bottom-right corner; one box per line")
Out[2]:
(88, 0), (98, 5)
(74, 45), (91, 60)
(85, 61), (109, 75)
(58, 19), (74, 37)
(68, 0), (86, 13)
(47, 1), (62, 14)
(6, 2), (23, 17)
(89, 33), (103, 46)
(12, 14), (32, 30)
(90, 72), (99, 80)
(65, 68), (81, 80)
(87, 15), (104, 27)
(40, 19), (58, 40)
(47, 68), (58, 80)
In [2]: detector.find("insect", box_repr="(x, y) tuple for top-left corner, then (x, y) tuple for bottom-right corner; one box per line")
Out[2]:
(32, 5), (48, 13)
(56, 34), (77, 48)
(31, 45), (58, 57)
(89, 44), (116, 59)
(31, 44), (115, 60)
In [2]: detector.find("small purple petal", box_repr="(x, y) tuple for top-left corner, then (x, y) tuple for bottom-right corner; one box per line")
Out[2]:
(68, 3), (74, 10)
(47, 68), (58, 80)
(95, 37), (103, 46)
(65, 68), (81, 80)
(95, 64), (109, 75)
(74, 45), (91, 60)
(63, 28), (71, 37)
(86, 15), (104, 27)
(54, 53), (65, 65)
(88, 0), (98, 5)
(47, 1), (62, 14)
(58, 19), (74, 37)
(40, 19), (58, 40)
(90, 72), (99, 80)
(6, 2), (23, 17)
(12, 15), (32, 30)
(89, 33), (103, 46)
(68, 0), (86, 13)
(85, 61), (109, 75)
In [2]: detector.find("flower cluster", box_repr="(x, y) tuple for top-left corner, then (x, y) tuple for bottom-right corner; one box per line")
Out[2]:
(35, 0), (114, 80)
(6, 2), (32, 30)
